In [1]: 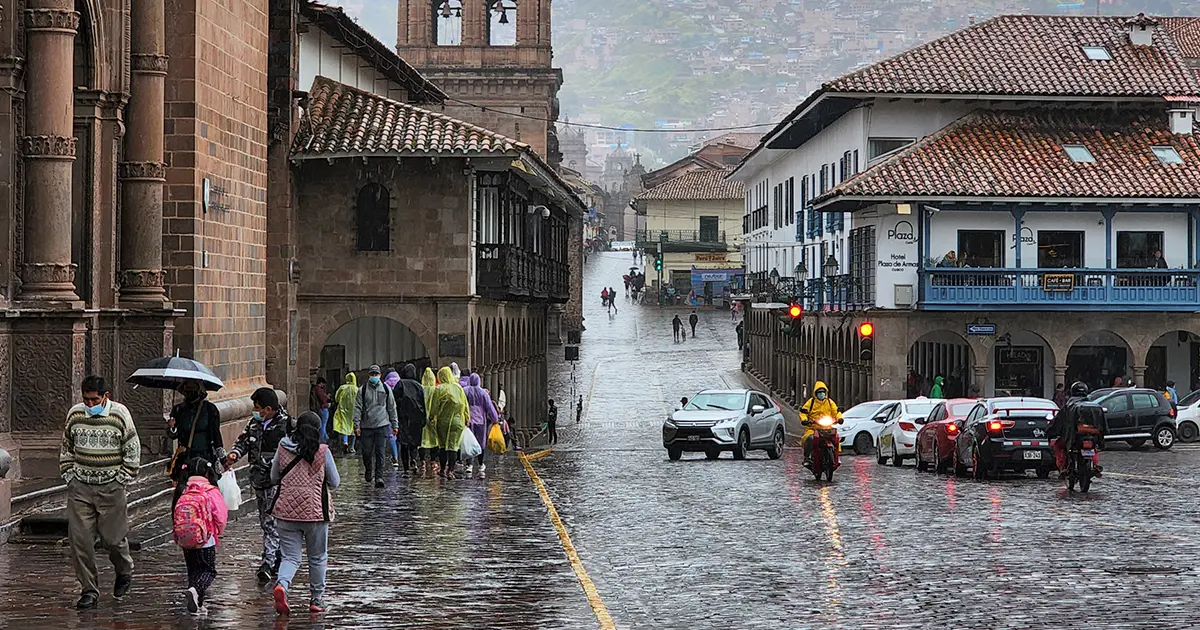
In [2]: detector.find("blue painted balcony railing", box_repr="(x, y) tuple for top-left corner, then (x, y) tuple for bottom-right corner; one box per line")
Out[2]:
(921, 268), (1200, 311)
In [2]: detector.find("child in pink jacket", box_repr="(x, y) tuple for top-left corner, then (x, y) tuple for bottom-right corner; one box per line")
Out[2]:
(174, 457), (229, 614)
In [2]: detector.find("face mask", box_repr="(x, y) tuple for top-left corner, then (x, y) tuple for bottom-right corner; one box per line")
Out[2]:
(369, 376), (381, 385)
(816, 392), (827, 400)
(87, 401), (106, 416)
(252, 411), (262, 422)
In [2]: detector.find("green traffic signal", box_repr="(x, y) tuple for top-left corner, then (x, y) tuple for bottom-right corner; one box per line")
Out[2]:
(654, 257), (662, 271)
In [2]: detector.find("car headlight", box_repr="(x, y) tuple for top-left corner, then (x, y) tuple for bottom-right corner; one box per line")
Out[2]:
(712, 417), (737, 427)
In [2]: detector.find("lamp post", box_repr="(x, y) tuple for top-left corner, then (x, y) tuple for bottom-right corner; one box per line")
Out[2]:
(822, 254), (840, 309)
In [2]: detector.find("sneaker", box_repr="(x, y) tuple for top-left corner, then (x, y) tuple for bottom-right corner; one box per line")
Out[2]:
(114, 574), (132, 599)
(256, 564), (274, 584)
(76, 592), (99, 610)
(476, 464), (486, 479)
(273, 584), (290, 616)
(185, 587), (200, 613)
(393, 461), (400, 468)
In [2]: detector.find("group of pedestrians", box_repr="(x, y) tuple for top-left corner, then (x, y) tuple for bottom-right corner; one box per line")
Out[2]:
(57, 362), (511, 618)
(600, 286), (619, 314)
(671, 310), (700, 342)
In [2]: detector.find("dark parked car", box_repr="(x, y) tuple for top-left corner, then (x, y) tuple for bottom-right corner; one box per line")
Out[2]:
(953, 397), (1059, 480)
(1091, 388), (1177, 450)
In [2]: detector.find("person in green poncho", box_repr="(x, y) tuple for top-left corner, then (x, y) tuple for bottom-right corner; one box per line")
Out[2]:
(930, 375), (945, 399)
(428, 366), (470, 480)
(418, 367), (439, 478)
(333, 373), (358, 454)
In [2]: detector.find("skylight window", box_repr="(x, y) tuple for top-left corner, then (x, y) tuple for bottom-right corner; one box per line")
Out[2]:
(1152, 146), (1184, 164)
(1063, 145), (1096, 163)
(1083, 46), (1112, 60)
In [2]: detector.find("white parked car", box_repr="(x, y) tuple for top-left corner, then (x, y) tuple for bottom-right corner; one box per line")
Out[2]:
(611, 241), (634, 251)
(838, 400), (899, 455)
(876, 398), (939, 466)
(1175, 390), (1200, 441)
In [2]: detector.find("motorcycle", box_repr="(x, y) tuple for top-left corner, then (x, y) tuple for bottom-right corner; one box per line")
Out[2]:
(804, 415), (843, 481)
(1067, 430), (1099, 494)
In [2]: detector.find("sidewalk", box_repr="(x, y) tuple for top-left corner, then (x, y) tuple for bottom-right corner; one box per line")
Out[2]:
(0, 455), (594, 628)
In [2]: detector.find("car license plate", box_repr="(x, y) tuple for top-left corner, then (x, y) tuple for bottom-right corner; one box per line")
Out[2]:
(1081, 450), (1095, 456)
(687, 435), (701, 441)
(1024, 451), (1042, 460)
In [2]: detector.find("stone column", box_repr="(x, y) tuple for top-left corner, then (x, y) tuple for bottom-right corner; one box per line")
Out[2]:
(463, 0), (486, 46)
(119, 0), (168, 305)
(973, 365), (989, 396)
(1131, 364), (1147, 387)
(1053, 364), (1068, 388)
(19, 1), (80, 302)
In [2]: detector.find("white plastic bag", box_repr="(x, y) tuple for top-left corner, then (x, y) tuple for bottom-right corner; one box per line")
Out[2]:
(460, 428), (483, 460)
(217, 469), (242, 510)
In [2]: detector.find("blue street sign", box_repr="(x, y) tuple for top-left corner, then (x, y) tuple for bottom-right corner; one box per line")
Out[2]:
(967, 324), (997, 336)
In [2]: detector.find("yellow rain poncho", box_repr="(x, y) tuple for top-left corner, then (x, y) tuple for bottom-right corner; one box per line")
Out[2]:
(333, 372), (358, 436)
(427, 366), (470, 451)
(420, 368), (438, 449)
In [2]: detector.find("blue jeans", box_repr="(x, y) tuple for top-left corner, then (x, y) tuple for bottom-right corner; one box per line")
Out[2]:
(276, 520), (329, 606)
(389, 434), (399, 461)
(318, 408), (330, 442)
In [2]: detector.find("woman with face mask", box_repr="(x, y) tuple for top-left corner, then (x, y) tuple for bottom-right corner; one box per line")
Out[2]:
(167, 380), (225, 483)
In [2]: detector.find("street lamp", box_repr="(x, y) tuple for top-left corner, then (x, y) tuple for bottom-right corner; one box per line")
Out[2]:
(822, 254), (839, 279)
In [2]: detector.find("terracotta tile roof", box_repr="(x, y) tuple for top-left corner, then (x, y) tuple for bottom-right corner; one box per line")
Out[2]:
(1162, 17), (1200, 58)
(634, 169), (745, 202)
(293, 76), (528, 157)
(825, 14), (1200, 97)
(704, 132), (763, 149)
(301, 1), (444, 104)
(814, 108), (1200, 207)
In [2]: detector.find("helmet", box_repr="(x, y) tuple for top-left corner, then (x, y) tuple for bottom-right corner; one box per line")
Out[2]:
(1070, 381), (1089, 397)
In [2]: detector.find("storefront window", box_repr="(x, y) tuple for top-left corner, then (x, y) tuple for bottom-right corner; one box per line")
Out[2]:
(1037, 231), (1084, 268)
(995, 346), (1044, 398)
(1116, 231), (1163, 268)
(957, 230), (1005, 267)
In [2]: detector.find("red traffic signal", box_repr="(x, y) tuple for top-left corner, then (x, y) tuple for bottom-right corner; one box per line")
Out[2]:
(858, 322), (874, 337)
(787, 303), (803, 319)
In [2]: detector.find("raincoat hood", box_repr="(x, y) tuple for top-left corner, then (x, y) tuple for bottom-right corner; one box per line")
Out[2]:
(344, 372), (358, 387)
(450, 363), (461, 379)
(814, 381), (828, 394)
(384, 369), (401, 389)
(422, 368), (436, 388)
(400, 363), (418, 380)
(934, 376), (944, 386)
(469, 373), (481, 387)
(437, 366), (456, 385)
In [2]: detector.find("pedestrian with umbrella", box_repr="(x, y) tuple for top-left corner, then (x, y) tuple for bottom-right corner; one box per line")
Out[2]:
(129, 356), (226, 487)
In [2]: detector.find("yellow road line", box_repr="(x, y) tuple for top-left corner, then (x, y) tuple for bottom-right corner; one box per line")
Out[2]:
(524, 448), (553, 462)
(519, 452), (615, 630)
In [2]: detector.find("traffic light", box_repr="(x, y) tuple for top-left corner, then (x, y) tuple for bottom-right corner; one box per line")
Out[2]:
(654, 256), (662, 272)
(779, 302), (803, 337)
(858, 321), (875, 361)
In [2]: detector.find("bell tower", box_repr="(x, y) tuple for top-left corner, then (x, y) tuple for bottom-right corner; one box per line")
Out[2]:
(397, 0), (562, 165)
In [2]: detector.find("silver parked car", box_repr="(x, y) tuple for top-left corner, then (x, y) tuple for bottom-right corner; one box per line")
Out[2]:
(662, 389), (786, 461)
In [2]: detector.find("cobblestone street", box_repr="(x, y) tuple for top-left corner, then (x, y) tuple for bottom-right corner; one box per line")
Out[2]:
(6, 252), (1200, 628)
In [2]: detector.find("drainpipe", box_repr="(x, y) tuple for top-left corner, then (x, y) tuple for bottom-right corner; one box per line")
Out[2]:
(1102, 208), (1116, 268)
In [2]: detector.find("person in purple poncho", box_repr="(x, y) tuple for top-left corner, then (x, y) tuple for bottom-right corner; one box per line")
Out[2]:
(383, 368), (401, 467)
(464, 373), (499, 479)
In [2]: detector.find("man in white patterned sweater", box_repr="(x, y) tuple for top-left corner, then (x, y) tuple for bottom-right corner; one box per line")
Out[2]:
(59, 374), (141, 610)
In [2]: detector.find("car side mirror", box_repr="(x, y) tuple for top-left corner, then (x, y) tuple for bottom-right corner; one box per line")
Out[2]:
(915, 417), (926, 425)
(751, 405), (765, 415)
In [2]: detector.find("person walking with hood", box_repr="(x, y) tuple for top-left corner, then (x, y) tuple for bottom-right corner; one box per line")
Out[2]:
(688, 310), (699, 338)
(383, 368), (402, 467)
(672, 314), (683, 342)
(393, 364), (427, 478)
(930, 376), (945, 399)
(332, 373), (358, 455)
(270, 412), (340, 616)
(464, 373), (500, 479)
(226, 387), (294, 583)
(428, 366), (470, 479)
(353, 365), (399, 488)
(419, 367), (439, 478)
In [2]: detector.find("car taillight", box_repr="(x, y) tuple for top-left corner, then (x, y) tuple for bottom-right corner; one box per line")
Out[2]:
(1170, 407), (1177, 418)
(899, 421), (916, 432)
(988, 420), (1014, 432)
(946, 424), (958, 433)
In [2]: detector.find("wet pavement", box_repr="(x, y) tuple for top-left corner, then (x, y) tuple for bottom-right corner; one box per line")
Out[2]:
(8, 251), (1200, 628)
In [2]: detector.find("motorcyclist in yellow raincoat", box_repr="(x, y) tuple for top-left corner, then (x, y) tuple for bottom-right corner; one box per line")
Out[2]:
(799, 381), (842, 464)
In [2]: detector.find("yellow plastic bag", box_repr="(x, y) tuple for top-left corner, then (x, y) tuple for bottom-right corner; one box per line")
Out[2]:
(487, 423), (508, 454)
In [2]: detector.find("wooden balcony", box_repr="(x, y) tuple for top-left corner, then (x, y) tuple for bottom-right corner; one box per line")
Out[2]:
(477, 244), (569, 303)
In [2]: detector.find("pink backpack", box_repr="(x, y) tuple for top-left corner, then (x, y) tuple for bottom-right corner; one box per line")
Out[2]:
(173, 486), (211, 549)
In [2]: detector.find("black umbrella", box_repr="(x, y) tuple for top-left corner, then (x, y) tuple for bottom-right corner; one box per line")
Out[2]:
(127, 355), (224, 391)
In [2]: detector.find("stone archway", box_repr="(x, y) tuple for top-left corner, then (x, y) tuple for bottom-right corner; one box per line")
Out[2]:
(907, 330), (976, 398)
(1066, 329), (1134, 391)
(1144, 329), (1200, 391)
(303, 302), (438, 393)
(318, 316), (431, 378)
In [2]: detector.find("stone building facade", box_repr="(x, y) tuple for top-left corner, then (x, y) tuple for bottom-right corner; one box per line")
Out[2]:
(0, 0), (273, 480)
(396, 0), (562, 166)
